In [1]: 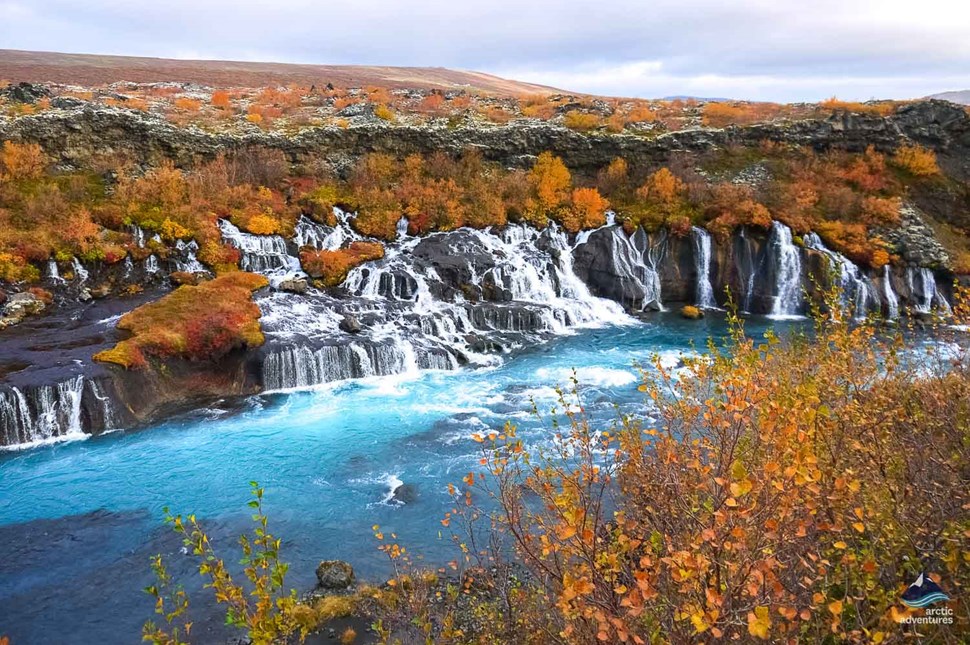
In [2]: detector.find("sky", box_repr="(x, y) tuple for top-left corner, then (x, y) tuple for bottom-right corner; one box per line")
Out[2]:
(2, 0), (969, 102)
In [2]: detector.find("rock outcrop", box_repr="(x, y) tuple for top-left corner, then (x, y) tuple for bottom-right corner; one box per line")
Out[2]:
(2, 100), (968, 178)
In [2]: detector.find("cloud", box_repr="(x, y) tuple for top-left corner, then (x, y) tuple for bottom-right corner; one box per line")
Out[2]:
(1, 0), (968, 101)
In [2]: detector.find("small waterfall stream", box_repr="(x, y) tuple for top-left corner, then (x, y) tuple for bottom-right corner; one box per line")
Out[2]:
(767, 222), (803, 318)
(0, 377), (87, 448)
(882, 266), (900, 319)
(218, 219), (301, 277)
(803, 233), (877, 317)
(690, 227), (716, 308)
(907, 266), (950, 314)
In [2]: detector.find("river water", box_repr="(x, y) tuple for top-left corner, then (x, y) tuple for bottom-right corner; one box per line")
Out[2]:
(0, 313), (792, 643)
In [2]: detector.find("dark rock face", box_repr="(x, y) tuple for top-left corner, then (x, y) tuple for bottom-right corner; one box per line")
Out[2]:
(1, 82), (50, 104)
(2, 100), (967, 179)
(877, 205), (950, 267)
(315, 560), (355, 589)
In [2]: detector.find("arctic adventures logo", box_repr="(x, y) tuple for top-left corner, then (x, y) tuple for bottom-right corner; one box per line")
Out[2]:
(899, 572), (954, 626)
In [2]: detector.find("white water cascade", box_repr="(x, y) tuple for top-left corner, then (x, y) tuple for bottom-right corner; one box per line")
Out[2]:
(882, 266), (900, 320)
(766, 222), (803, 318)
(0, 377), (86, 448)
(236, 211), (633, 391)
(803, 233), (877, 317)
(71, 257), (89, 283)
(218, 219), (301, 277)
(45, 259), (62, 282)
(907, 267), (950, 314)
(172, 239), (206, 273)
(690, 227), (717, 308)
(144, 254), (159, 275)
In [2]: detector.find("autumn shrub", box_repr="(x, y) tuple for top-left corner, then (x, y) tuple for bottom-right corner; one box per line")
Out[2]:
(93, 272), (268, 369)
(426, 290), (970, 643)
(563, 111), (601, 132)
(143, 483), (311, 645)
(0, 141), (45, 180)
(374, 104), (396, 122)
(300, 241), (385, 287)
(892, 144), (940, 177)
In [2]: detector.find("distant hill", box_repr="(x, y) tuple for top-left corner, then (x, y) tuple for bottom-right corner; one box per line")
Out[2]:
(927, 90), (970, 105)
(0, 49), (563, 95)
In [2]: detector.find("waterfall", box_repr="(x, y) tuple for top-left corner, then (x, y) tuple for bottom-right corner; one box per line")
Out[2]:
(71, 257), (89, 283)
(396, 217), (410, 240)
(600, 227), (663, 311)
(882, 266), (899, 320)
(258, 220), (633, 391)
(262, 340), (450, 391)
(690, 227), (716, 309)
(144, 254), (159, 275)
(123, 256), (134, 279)
(767, 222), (803, 318)
(130, 225), (146, 248)
(803, 233), (877, 317)
(293, 215), (358, 251)
(737, 228), (758, 313)
(907, 267), (950, 314)
(218, 219), (301, 276)
(0, 376), (86, 448)
(173, 240), (206, 273)
(46, 259), (63, 282)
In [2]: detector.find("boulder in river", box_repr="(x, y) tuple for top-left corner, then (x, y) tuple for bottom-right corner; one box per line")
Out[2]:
(316, 560), (355, 589)
(392, 482), (418, 504)
(339, 314), (363, 334)
(278, 278), (308, 294)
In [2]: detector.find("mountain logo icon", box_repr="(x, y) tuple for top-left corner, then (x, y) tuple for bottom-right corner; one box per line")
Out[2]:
(901, 572), (951, 609)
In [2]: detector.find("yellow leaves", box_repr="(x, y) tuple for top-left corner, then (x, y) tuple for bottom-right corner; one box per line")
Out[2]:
(462, 472), (475, 487)
(556, 524), (578, 541)
(747, 606), (772, 639)
(724, 497), (739, 508)
(827, 599), (843, 616)
(729, 479), (753, 498)
(833, 541), (847, 550)
(851, 522), (866, 533)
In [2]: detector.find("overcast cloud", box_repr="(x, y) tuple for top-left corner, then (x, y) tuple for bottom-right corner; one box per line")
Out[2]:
(2, 0), (969, 101)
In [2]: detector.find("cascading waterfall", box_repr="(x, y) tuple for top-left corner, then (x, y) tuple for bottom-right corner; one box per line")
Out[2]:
(46, 259), (62, 282)
(803, 233), (877, 317)
(0, 377), (86, 448)
(906, 266), (950, 314)
(605, 227), (664, 311)
(767, 222), (803, 318)
(690, 227), (717, 308)
(737, 228), (759, 313)
(396, 217), (409, 240)
(218, 219), (301, 276)
(882, 266), (899, 320)
(172, 239), (206, 273)
(144, 255), (159, 275)
(71, 257), (89, 283)
(249, 212), (632, 391)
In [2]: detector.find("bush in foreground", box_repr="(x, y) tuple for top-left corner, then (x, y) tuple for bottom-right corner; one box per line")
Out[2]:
(145, 290), (969, 643)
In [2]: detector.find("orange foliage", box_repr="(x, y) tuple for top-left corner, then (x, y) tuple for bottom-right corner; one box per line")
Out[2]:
(173, 97), (201, 112)
(93, 272), (268, 369)
(300, 241), (384, 287)
(562, 187), (609, 233)
(0, 141), (45, 180)
(892, 144), (940, 176)
(562, 111), (601, 132)
(211, 90), (231, 109)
